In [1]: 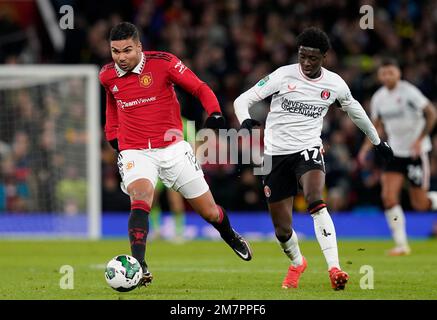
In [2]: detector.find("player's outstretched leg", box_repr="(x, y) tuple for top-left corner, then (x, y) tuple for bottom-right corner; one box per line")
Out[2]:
(212, 205), (253, 261)
(128, 199), (154, 287)
(268, 198), (307, 288)
(427, 191), (437, 210)
(385, 205), (411, 256)
(186, 189), (252, 261)
(167, 188), (186, 243)
(309, 200), (349, 290)
(278, 230), (307, 289)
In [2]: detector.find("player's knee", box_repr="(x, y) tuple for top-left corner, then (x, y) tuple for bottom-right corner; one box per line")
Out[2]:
(381, 194), (398, 209)
(274, 224), (292, 240)
(410, 199), (429, 212)
(130, 189), (152, 202)
(128, 185), (153, 207)
(304, 193), (323, 207)
(201, 202), (220, 222)
(275, 229), (292, 243)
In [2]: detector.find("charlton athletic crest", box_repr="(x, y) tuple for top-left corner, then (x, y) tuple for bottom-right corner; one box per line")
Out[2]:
(321, 89), (330, 100)
(139, 72), (153, 88)
(264, 185), (271, 198)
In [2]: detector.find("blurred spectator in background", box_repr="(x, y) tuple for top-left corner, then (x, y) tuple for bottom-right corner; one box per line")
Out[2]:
(0, 155), (30, 212)
(102, 170), (130, 212)
(55, 165), (87, 215)
(431, 220), (437, 238)
(1, 0), (437, 214)
(234, 167), (265, 212)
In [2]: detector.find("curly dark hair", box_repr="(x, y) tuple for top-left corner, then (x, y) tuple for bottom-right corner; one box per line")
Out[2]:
(109, 22), (139, 41)
(296, 27), (331, 54)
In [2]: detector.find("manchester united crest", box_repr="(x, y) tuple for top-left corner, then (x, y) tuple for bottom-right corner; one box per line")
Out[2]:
(125, 161), (135, 171)
(139, 72), (153, 88)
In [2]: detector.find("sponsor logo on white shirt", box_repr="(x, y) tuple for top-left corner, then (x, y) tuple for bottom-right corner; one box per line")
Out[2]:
(280, 97), (324, 118)
(288, 84), (297, 91)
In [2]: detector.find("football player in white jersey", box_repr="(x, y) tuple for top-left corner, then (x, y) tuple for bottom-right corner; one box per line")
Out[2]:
(233, 27), (393, 290)
(358, 58), (437, 256)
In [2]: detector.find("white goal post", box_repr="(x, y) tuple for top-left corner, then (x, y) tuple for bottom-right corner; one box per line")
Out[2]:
(0, 65), (101, 239)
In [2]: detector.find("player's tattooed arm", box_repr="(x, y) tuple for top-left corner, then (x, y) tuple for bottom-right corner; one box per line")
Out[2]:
(412, 103), (437, 156)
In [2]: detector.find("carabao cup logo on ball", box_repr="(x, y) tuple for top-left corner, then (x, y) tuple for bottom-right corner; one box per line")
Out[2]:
(105, 255), (143, 292)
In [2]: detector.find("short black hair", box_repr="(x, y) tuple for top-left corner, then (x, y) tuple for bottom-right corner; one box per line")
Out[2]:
(109, 22), (139, 41)
(379, 57), (399, 68)
(296, 27), (331, 54)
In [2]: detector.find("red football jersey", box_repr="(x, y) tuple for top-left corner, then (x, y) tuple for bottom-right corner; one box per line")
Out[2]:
(99, 51), (221, 150)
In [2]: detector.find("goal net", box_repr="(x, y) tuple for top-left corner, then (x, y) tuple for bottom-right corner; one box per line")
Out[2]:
(0, 65), (101, 239)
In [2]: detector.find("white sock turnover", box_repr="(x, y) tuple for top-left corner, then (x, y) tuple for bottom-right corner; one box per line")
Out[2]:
(385, 205), (409, 249)
(427, 191), (437, 210)
(311, 207), (340, 270)
(278, 229), (303, 267)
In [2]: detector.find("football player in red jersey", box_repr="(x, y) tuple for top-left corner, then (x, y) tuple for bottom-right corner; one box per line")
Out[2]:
(100, 22), (252, 287)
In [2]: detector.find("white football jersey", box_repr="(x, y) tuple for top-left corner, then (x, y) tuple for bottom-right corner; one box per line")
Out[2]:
(371, 80), (431, 157)
(235, 63), (379, 155)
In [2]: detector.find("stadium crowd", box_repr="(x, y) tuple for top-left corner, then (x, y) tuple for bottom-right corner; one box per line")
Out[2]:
(1, 0), (437, 214)
(0, 77), (88, 214)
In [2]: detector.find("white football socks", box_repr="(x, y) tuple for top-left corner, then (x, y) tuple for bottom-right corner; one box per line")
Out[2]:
(278, 229), (303, 267)
(427, 191), (437, 210)
(385, 205), (409, 249)
(311, 207), (340, 270)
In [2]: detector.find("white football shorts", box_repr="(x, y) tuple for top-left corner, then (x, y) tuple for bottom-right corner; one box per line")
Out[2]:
(117, 140), (209, 199)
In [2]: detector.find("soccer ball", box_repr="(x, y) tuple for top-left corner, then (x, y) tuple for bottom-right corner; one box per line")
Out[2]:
(105, 254), (143, 292)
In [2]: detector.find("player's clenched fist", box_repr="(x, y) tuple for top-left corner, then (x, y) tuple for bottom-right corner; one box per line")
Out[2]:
(375, 141), (394, 163)
(240, 118), (261, 131)
(204, 112), (226, 129)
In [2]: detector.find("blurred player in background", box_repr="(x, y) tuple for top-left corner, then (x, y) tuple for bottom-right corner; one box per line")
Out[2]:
(234, 27), (393, 290)
(99, 22), (252, 287)
(150, 180), (186, 241)
(358, 58), (437, 256)
(150, 117), (195, 242)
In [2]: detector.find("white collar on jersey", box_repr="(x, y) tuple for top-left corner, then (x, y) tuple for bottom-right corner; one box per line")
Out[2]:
(115, 52), (145, 77)
(298, 64), (324, 82)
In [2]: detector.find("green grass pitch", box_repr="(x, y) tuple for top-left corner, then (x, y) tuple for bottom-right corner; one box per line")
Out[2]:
(1, 239), (436, 300)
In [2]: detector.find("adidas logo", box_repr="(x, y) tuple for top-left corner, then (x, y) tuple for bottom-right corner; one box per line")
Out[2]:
(112, 85), (119, 92)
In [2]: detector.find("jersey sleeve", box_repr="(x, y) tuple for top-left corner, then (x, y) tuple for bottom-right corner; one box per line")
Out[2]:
(336, 78), (358, 110)
(405, 82), (430, 110)
(233, 68), (283, 124)
(167, 54), (221, 115)
(337, 78), (381, 145)
(99, 73), (118, 141)
(252, 68), (283, 100)
(369, 94), (380, 121)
